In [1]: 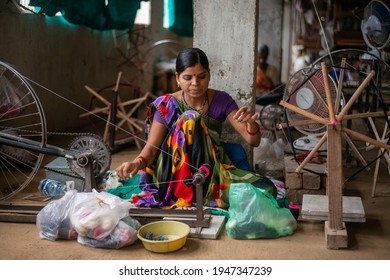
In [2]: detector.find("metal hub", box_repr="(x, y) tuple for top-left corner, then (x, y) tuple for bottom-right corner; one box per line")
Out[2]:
(66, 134), (111, 180)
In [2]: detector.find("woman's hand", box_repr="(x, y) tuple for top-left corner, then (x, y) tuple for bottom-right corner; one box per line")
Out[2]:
(228, 107), (261, 146)
(233, 107), (259, 125)
(116, 160), (142, 179)
(115, 122), (166, 180)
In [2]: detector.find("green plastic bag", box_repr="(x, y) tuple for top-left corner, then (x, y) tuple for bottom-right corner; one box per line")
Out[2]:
(226, 183), (297, 239)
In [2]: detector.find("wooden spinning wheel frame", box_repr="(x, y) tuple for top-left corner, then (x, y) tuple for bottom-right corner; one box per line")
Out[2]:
(280, 61), (390, 249)
(79, 72), (150, 151)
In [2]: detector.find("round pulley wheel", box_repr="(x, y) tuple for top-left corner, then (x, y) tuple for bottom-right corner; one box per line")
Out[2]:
(66, 134), (111, 179)
(259, 104), (284, 131)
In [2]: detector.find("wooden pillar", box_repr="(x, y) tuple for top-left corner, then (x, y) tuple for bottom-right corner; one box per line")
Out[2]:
(193, 0), (258, 165)
(325, 122), (348, 249)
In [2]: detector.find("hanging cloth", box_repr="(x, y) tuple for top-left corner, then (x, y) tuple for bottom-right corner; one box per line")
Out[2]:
(166, 0), (193, 37)
(29, 0), (142, 30)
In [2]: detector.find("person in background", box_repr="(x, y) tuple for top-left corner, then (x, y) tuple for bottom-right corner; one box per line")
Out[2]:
(255, 44), (282, 106)
(116, 47), (276, 209)
(256, 44), (280, 95)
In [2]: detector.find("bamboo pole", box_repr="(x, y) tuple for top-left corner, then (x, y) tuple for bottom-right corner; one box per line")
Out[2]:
(337, 70), (376, 121)
(295, 133), (328, 172)
(342, 126), (390, 151)
(334, 58), (346, 113)
(321, 62), (336, 123)
(280, 100), (329, 125)
(279, 111), (390, 128)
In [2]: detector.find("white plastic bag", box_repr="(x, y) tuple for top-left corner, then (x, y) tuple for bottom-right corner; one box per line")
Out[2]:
(70, 190), (131, 240)
(36, 189), (78, 241)
(77, 216), (141, 249)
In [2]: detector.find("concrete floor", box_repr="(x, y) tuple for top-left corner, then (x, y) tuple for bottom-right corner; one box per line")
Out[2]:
(1, 142), (390, 260)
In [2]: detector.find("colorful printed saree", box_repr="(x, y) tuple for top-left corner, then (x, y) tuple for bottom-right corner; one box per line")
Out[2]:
(132, 94), (276, 209)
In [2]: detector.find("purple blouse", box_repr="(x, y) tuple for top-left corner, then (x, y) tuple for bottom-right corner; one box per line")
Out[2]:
(153, 90), (238, 123)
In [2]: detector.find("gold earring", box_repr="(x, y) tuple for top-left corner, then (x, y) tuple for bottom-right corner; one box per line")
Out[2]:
(177, 82), (181, 88)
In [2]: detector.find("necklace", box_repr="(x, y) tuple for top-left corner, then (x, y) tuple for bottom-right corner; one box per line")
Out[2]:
(182, 90), (209, 112)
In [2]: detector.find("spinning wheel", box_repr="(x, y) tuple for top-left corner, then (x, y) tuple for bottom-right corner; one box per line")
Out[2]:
(259, 104), (284, 140)
(108, 28), (186, 96)
(280, 62), (390, 249)
(0, 61), (46, 200)
(259, 104), (284, 131)
(308, 49), (390, 168)
(0, 61), (112, 200)
(283, 67), (342, 156)
(284, 67), (338, 136)
(80, 72), (149, 151)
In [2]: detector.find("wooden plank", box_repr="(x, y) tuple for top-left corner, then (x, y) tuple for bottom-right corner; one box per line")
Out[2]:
(0, 213), (36, 223)
(0, 209), (39, 215)
(130, 208), (212, 228)
(327, 123), (344, 230)
(129, 207), (210, 217)
(0, 202), (46, 212)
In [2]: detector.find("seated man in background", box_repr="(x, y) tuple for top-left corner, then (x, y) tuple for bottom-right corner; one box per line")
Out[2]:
(255, 44), (282, 106)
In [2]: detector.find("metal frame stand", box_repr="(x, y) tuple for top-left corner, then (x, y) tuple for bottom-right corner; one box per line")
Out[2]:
(129, 168), (212, 233)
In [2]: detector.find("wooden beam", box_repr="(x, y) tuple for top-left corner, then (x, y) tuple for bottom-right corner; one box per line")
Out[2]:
(279, 111), (390, 129)
(280, 100), (329, 125)
(295, 133), (328, 172)
(337, 70), (376, 121)
(326, 123), (348, 249)
(321, 62), (336, 123)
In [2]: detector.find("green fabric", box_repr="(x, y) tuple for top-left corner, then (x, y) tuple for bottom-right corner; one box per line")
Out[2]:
(107, 174), (141, 200)
(29, 0), (142, 30)
(30, 0), (193, 34)
(208, 208), (230, 219)
(167, 0), (193, 37)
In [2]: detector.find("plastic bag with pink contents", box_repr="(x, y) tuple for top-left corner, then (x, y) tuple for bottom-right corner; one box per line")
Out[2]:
(70, 189), (131, 240)
(77, 216), (141, 249)
(36, 189), (78, 241)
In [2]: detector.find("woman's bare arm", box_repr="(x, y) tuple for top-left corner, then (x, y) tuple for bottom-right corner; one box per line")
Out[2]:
(116, 121), (167, 179)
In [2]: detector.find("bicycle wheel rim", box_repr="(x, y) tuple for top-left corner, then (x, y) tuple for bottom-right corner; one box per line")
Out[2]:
(0, 61), (47, 200)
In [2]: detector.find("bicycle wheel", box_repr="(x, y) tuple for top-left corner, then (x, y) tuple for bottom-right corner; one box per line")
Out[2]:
(0, 61), (47, 200)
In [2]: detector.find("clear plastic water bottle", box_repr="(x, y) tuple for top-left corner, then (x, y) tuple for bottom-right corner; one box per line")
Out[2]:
(39, 179), (67, 197)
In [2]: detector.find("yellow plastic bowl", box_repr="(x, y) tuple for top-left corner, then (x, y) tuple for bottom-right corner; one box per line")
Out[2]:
(137, 221), (190, 253)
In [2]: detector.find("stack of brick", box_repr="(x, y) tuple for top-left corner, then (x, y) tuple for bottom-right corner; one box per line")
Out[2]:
(284, 155), (327, 205)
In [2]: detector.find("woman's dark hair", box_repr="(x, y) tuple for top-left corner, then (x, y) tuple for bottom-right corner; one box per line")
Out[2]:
(176, 47), (210, 74)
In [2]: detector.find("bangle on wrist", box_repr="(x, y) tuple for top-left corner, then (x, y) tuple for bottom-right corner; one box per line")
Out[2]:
(246, 122), (260, 135)
(136, 155), (148, 169)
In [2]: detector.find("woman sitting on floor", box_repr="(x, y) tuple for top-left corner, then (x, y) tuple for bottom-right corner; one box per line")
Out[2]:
(115, 47), (276, 209)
